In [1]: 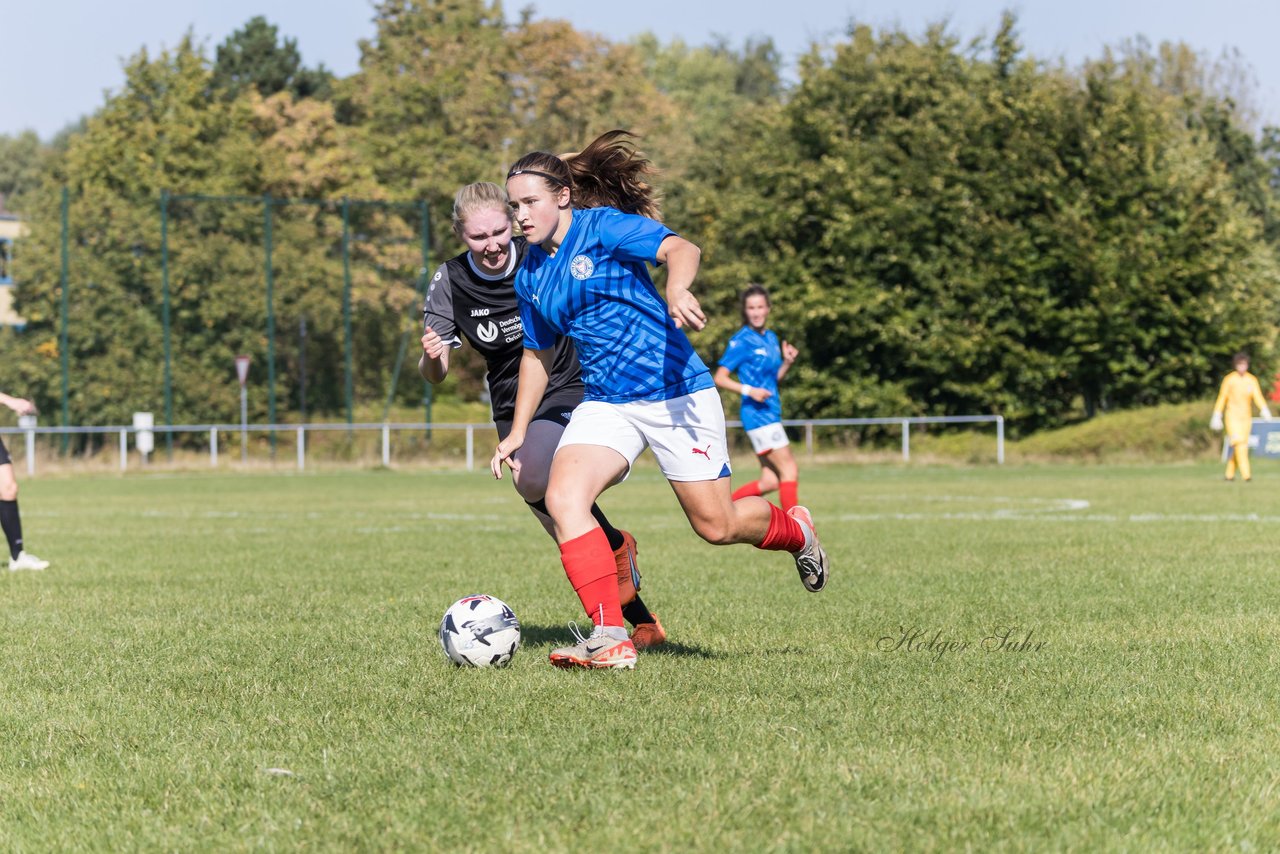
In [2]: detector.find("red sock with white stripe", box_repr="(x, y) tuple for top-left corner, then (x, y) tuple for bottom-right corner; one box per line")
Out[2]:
(559, 527), (624, 628)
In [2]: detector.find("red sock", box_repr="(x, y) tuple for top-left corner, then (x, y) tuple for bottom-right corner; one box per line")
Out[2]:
(757, 503), (806, 552)
(732, 481), (763, 500)
(779, 480), (799, 511)
(559, 528), (623, 627)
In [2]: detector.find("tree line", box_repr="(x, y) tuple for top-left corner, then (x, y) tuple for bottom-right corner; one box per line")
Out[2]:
(1, 3), (1278, 435)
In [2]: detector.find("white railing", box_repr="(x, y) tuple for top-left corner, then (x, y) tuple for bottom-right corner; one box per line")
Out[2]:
(0, 414), (1003, 476)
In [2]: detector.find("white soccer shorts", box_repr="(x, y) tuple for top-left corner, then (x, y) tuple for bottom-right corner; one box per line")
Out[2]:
(746, 422), (790, 455)
(558, 387), (732, 482)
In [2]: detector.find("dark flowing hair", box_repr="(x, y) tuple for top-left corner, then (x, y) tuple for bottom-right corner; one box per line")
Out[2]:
(740, 283), (771, 325)
(506, 130), (662, 221)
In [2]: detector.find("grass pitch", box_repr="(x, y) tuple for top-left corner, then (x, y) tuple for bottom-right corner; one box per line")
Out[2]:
(2, 461), (1279, 850)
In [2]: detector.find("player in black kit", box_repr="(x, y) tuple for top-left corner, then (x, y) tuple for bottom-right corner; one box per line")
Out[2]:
(419, 183), (665, 648)
(0, 391), (49, 571)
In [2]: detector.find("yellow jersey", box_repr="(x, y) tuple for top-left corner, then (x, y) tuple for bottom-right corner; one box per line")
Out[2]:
(1213, 371), (1267, 427)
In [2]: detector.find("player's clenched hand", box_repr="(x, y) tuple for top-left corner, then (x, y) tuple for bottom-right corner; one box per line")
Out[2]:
(421, 326), (447, 361)
(748, 387), (773, 403)
(490, 435), (524, 480)
(781, 341), (799, 364)
(667, 286), (706, 331)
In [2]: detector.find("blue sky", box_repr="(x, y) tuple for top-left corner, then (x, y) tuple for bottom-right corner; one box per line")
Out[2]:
(5, 1), (1279, 138)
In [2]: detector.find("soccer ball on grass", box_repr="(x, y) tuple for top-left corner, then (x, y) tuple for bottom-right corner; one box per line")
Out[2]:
(438, 594), (521, 667)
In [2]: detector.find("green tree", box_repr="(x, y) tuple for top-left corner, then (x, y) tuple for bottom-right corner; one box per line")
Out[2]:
(681, 15), (1280, 431)
(0, 37), (414, 433)
(0, 131), (50, 207)
(212, 16), (334, 101)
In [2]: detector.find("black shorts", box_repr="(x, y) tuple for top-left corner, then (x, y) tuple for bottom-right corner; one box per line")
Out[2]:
(0, 437), (9, 466)
(493, 393), (580, 441)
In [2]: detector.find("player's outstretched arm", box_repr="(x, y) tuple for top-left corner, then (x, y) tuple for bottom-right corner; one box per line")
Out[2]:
(714, 365), (771, 403)
(419, 326), (450, 384)
(0, 393), (35, 416)
(491, 347), (553, 479)
(656, 236), (704, 331)
(777, 341), (799, 381)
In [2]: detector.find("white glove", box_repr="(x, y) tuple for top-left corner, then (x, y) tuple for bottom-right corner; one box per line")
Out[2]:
(1263, 406), (1273, 421)
(1210, 412), (1224, 431)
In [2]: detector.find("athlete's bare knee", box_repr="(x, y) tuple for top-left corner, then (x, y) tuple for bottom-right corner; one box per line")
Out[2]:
(544, 483), (592, 526)
(0, 481), (17, 502)
(690, 516), (735, 546)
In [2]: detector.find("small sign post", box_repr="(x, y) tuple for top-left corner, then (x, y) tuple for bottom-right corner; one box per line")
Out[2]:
(236, 355), (251, 462)
(132, 412), (154, 466)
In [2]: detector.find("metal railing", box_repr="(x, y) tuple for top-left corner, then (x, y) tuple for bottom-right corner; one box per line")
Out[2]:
(0, 414), (1004, 476)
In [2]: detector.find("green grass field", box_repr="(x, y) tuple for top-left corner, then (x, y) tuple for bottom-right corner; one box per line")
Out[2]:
(3, 459), (1279, 850)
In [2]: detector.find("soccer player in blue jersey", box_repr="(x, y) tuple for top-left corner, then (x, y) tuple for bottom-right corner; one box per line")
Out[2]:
(714, 285), (802, 511)
(490, 131), (829, 670)
(420, 182), (666, 649)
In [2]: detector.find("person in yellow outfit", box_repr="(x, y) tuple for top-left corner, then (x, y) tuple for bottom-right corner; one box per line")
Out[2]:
(1211, 352), (1272, 481)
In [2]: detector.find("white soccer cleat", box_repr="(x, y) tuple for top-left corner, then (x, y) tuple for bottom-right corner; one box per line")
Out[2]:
(549, 623), (637, 670)
(9, 550), (49, 572)
(787, 506), (828, 592)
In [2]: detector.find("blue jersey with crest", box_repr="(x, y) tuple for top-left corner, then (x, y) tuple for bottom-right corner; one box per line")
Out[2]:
(515, 207), (714, 404)
(719, 326), (783, 430)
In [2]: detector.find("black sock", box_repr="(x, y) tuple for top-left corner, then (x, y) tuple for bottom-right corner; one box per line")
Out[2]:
(590, 504), (624, 551)
(0, 499), (23, 559)
(623, 595), (655, 627)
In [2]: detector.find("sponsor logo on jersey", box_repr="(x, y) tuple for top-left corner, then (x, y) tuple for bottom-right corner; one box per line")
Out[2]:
(470, 308), (491, 317)
(432, 271), (442, 282)
(476, 321), (499, 343)
(570, 255), (595, 280)
(691, 444), (711, 459)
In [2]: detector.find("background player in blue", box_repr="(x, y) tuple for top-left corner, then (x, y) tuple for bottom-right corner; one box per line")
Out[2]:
(419, 182), (666, 649)
(714, 285), (802, 511)
(490, 130), (830, 670)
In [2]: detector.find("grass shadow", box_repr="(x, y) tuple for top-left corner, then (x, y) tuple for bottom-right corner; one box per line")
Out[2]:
(518, 623), (721, 659)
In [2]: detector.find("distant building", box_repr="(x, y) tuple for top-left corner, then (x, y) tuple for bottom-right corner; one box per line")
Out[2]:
(0, 193), (28, 328)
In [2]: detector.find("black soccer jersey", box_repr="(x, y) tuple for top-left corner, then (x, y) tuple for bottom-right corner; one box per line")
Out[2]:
(423, 238), (583, 422)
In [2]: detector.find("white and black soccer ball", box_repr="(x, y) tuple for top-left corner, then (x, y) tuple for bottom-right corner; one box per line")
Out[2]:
(439, 594), (521, 667)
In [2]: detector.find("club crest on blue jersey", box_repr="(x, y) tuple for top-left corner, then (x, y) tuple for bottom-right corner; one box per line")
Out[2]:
(570, 255), (595, 280)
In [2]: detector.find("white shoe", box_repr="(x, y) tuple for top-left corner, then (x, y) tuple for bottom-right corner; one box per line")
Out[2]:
(9, 551), (49, 571)
(786, 506), (828, 592)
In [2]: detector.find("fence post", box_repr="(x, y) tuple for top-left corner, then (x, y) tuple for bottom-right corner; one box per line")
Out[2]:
(805, 422), (814, 457)
(466, 425), (474, 471)
(59, 187), (70, 455)
(902, 420), (910, 461)
(382, 425), (390, 467)
(24, 423), (36, 477)
(119, 429), (127, 472)
(996, 415), (1005, 465)
(263, 194), (277, 458)
(297, 426), (305, 471)
(341, 198), (353, 428)
(160, 190), (174, 458)
(211, 427), (218, 468)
